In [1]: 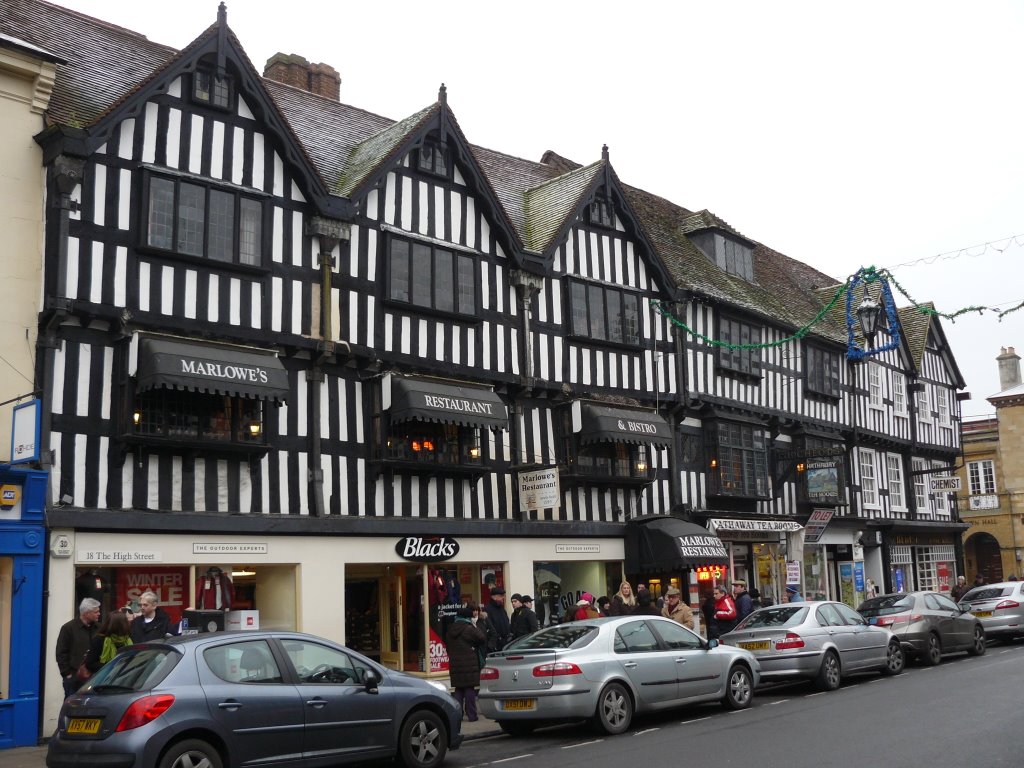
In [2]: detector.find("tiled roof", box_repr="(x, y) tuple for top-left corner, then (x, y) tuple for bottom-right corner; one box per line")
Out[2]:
(897, 303), (934, 369)
(523, 161), (604, 252)
(1, 0), (946, 359)
(335, 103), (437, 197)
(0, 0), (176, 127)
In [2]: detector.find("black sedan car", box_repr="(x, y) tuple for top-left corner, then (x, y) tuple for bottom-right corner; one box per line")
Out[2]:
(857, 591), (986, 665)
(47, 631), (462, 768)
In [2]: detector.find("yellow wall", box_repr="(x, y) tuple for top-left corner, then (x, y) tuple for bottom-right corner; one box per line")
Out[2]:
(0, 47), (55, 461)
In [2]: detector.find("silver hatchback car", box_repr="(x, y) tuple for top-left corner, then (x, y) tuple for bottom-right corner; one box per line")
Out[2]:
(47, 631), (462, 768)
(959, 581), (1024, 640)
(720, 601), (904, 691)
(857, 591), (986, 664)
(478, 616), (760, 736)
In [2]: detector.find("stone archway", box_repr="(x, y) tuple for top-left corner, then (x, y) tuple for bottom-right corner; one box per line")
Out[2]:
(964, 531), (1003, 583)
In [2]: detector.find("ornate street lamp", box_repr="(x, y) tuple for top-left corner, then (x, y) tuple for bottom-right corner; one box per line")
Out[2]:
(856, 295), (884, 349)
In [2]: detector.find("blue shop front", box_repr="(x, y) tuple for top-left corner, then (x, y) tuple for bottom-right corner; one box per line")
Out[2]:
(0, 466), (47, 748)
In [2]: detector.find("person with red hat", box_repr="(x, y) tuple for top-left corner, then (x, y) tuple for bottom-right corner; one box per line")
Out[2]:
(572, 592), (601, 621)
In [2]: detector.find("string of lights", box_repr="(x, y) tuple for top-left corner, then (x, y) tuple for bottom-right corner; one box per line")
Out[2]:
(883, 233), (1024, 272)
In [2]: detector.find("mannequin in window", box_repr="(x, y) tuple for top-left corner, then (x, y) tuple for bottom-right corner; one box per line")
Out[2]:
(195, 566), (233, 611)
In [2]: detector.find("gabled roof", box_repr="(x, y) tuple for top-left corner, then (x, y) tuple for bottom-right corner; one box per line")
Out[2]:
(0, 0), (176, 127)
(336, 103), (438, 197)
(625, 184), (846, 342)
(897, 304), (966, 388)
(679, 209), (753, 244)
(523, 161), (604, 252)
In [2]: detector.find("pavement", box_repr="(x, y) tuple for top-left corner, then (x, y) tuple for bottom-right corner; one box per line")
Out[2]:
(3, 715), (503, 768)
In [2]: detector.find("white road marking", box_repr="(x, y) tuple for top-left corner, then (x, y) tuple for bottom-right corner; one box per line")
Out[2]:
(493, 755), (534, 763)
(806, 692), (827, 697)
(633, 728), (660, 735)
(562, 740), (603, 749)
(682, 716), (713, 724)
(766, 699), (789, 705)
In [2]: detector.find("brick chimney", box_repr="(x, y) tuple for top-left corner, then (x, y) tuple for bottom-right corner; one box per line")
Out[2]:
(997, 346), (1022, 391)
(264, 53), (340, 100)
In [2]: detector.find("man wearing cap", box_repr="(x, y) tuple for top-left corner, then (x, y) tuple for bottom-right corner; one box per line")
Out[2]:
(785, 585), (803, 603)
(732, 580), (754, 623)
(511, 594), (540, 639)
(661, 586), (694, 629)
(483, 586), (512, 651)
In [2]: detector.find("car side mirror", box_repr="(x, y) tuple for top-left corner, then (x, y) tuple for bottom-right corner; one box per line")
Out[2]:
(706, 638), (719, 649)
(362, 668), (381, 693)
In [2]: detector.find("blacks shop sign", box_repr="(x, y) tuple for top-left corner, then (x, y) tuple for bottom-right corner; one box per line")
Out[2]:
(395, 536), (460, 563)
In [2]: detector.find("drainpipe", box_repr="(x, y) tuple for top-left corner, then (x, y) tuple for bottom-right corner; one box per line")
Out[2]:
(39, 156), (84, 482)
(510, 270), (544, 521)
(304, 216), (349, 516)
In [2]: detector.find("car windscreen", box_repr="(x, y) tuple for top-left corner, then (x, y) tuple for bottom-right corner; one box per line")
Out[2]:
(858, 594), (912, 617)
(84, 646), (180, 692)
(963, 586), (1013, 602)
(735, 606), (808, 630)
(504, 624), (598, 650)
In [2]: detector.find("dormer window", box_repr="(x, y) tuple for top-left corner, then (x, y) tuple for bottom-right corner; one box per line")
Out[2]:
(193, 68), (233, 110)
(690, 231), (754, 281)
(588, 198), (614, 228)
(418, 141), (449, 177)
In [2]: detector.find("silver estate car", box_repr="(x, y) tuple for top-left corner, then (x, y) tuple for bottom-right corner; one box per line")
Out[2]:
(47, 631), (462, 768)
(719, 601), (904, 691)
(477, 615), (760, 736)
(857, 591), (986, 664)
(959, 581), (1024, 640)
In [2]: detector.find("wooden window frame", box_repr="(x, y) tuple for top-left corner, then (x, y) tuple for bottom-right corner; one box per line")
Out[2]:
(805, 344), (842, 399)
(587, 199), (615, 229)
(706, 421), (769, 499)
(142, 171), (265, 268)
(385, 234), (477, 318)
(192, 68), (234, 112)
(417, 140), (450, 179)
(717, 316), (762, 379)
(566, 278), (642, 348)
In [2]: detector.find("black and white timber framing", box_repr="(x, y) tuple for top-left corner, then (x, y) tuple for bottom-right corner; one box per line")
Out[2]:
(9, 0), (966, 541)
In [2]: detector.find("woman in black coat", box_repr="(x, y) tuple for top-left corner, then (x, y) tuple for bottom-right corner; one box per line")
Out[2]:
(446, 602), (487, 722)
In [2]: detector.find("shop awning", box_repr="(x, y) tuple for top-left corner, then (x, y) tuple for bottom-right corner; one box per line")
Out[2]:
(578, 405), (672, 448)
(625, 516), (729, 573)
(389, 378), (508, 430)
(136, 337), (289, 403)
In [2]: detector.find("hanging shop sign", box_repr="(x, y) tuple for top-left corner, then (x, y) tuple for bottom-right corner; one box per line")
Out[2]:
(396, 535), (460, 563)
(10, 398), (41, 464)
(929, 475), (961, 493)
(803, 508), (835, 544)
(805, 458), (843, 503)
(519, 468), (560, 512)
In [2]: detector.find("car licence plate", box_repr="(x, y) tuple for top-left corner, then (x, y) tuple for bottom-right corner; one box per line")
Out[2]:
(501, 699), (537, 711)
(973, 611), (993, 618)
(739, 641), (770, 651)
(67, 718), (101, 735)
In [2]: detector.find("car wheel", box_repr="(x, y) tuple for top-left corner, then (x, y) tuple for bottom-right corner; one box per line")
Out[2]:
(882, 640), (904, 675)
(815, 651), (841, 691)
(159, 740), (223, 768)
(968, 626), (987, 656)
(398, 709), (447, 768)
(722, 665), (753, 710)
(497, 720), (536, 737)
(593, 682), (633, 735)
(923, 633), (942, 666)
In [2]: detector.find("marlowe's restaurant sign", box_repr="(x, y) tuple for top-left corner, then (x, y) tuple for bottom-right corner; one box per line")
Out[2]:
(182, 358), (271, 384)
(396, 536), (460, 563)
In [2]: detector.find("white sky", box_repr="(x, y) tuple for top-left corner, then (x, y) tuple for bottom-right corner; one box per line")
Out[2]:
(52, 0), (1024, 417)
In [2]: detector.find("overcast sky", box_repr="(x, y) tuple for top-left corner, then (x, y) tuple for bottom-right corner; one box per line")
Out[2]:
(51, 0), (1024, 418)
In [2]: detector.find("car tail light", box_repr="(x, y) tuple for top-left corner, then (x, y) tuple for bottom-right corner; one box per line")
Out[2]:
(479, 667), (499, 680)
(874, 612), (919, 626)
(774, 633), (805, 650)
(995, 600), (1020, 611)
(115, 695), (174, 732)
(532, 662), (582, 677)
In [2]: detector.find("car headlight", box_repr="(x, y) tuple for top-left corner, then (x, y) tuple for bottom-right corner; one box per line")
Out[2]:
(428, 681), (450, 693)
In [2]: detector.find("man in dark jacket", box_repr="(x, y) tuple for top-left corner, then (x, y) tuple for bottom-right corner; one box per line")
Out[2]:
(128, 591), (176, 643)
(733, 580), (754, 623)
(483, 587), (512, 651)
(446, 603), (487, 721)
(55, 598), (101, 696)
(511, 594), (539, 639)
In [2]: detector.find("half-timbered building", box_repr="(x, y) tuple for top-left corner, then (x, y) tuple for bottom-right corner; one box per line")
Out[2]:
(0, 1), (968, 737)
